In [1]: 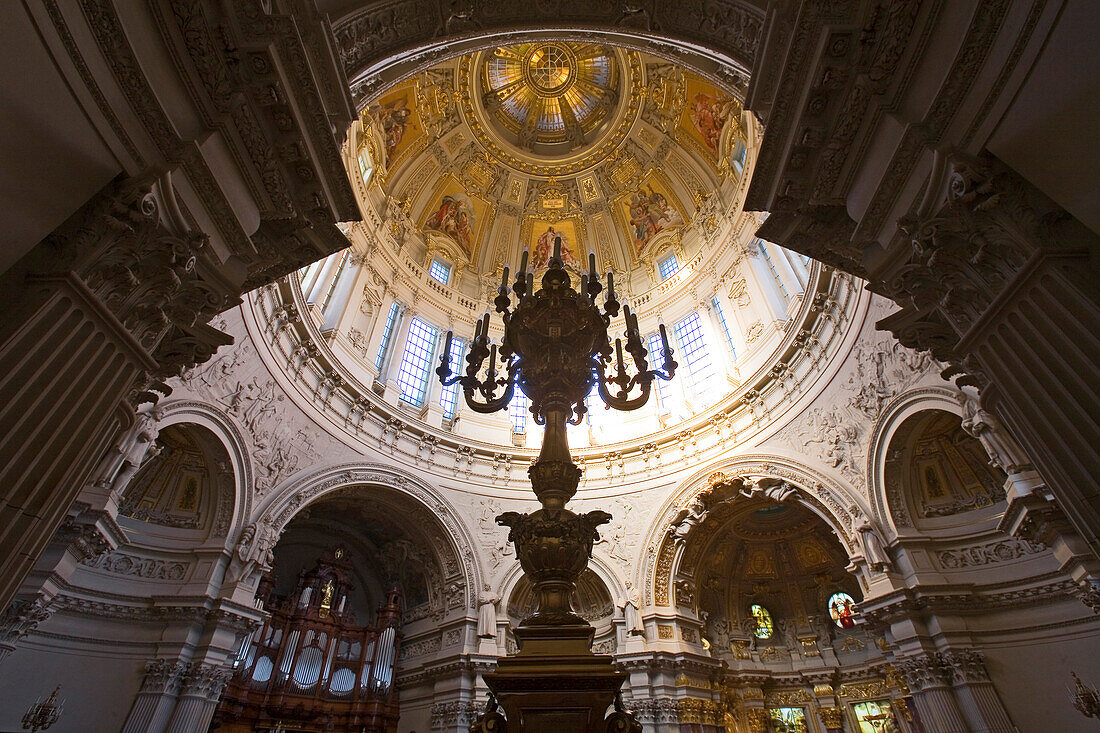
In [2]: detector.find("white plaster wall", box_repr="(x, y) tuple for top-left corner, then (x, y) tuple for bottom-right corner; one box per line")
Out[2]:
(0, 641), (146, 732)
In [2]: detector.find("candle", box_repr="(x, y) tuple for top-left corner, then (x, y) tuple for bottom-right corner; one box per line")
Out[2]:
(589, 251), (597, 279)
(526, 272), (534, 295)
(500, 265), (509, 289)
(442, 330), (453, 365)
(580, 274), (589, 298)
(606, 271), (615, 300)
(553, 236), (561, 263)
(616, 338), (625, 373)
(659, 322), (670, 356)
(519, 248), (529, 275)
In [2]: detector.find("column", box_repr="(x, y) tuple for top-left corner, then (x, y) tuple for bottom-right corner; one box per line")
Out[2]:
(0, 596), (52, 665)
(942, 650), (1016, 733)
(304, 250), (342, 305)
(896, 652), (969, 733)
(121, 659), (187, 733)
(878, 153), (1100, 555)
(0, 178), (236, 611)
(163, 662), (231, 733)
(321, 253), (363, 332)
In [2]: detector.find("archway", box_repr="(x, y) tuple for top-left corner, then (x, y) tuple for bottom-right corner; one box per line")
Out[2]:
(329, 2), (766, 101)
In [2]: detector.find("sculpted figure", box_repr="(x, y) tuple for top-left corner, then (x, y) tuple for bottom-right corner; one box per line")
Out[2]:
(620, 594), (644, 635)
(856, 516), (892, 571)
(668, 498), (708, 546)
(477, 591), (499, 638)
(94, 407), (161, 494)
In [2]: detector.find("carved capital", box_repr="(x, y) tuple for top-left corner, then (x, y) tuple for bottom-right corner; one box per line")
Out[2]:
(140, 658), (188, 694)
(0, 596), (53, 655)
(895, 651), (952, 691)
(941, 649), (991, 684)
(180, 661), (233, 700)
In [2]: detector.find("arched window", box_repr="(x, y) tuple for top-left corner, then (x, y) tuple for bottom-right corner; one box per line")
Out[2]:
(749, 604), (774, 639)
(357, 144), (374, 185)
(397, 317), (439, 406)
(428, 257), (451, 285)
(439, 335), (466, 420)
(510, 390), (529, 435)
(829, 592), (856, 628)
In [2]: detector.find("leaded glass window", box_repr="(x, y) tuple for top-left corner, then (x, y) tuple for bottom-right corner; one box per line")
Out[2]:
(510, 390), (529, 434)
(829, 592), (857, 629)
(658, 253), (680, 280)
(428, 258), (451, 285)
(647, 333), (671, 407)
(749, 604), (773, 639)
(674, 312), (715, 400)
(375, 302), (400, 370)
(439, 336), (466, 419)
(758, 240), (790, 300)
(397, 317), (438, 406)
(712, 295), (736, 359)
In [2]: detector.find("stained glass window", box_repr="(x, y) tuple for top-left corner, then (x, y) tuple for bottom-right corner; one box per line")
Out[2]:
(853, 700), (899, 733)
(429, 258), (451, 285)
(658, 253), (680, 281)
(767, 707), (807, 733)
(829, 591), (857, 629)
(397, 317), (438, 406)
(375, 302), (400, 370)
(749, 604), (773, 639)
(439, 336), (466, 419)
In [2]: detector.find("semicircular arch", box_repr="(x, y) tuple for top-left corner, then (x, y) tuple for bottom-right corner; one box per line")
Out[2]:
(154, 399), (256, 550)
(640, 454), (869, 609)
(333, 7), (765, 102)
(257, 462), (483, 611)
(866, 386), (965, 536)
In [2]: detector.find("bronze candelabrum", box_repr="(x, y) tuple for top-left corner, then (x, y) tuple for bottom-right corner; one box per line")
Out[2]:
(437, 237), (676, 630)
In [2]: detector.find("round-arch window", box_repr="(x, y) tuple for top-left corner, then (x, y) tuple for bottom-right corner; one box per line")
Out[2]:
(749, 604), (773, 639)
(829, 592), (856, 628)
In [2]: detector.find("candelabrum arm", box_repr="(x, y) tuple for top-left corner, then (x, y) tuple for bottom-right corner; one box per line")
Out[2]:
(595, 368), (653, 411)
(463, 378), (515, 414)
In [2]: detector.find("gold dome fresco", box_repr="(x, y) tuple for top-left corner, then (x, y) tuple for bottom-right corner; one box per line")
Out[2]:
(482, 43), (618, 153)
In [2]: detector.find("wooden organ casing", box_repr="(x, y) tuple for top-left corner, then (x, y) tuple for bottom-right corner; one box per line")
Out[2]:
(212, 548), (401, 732)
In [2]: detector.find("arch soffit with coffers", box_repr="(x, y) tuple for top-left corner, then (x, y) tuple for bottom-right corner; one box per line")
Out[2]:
(151, 400), (256, 552)
(255, 461), (483, 610)
(332, 5), (766, 101)
(865, 386), (966, 536)
(640, 454), (869, 608)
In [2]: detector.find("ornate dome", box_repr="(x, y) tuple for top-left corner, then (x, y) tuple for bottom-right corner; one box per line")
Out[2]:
(246, 40), (861, 481)
(481, 43), (621, 155)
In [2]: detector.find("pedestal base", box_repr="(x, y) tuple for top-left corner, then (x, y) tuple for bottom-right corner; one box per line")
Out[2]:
(481, 625), (632, 733)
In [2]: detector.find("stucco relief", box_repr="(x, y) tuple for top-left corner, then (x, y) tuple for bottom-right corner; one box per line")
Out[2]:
(175, 308), (343, 497)
(772, 327), (939, 494)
